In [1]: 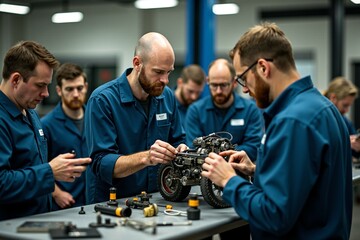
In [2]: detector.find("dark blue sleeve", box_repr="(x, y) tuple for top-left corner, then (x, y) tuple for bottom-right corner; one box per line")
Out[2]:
(84, 95), (119, 186)
(223, 119), (323, 234)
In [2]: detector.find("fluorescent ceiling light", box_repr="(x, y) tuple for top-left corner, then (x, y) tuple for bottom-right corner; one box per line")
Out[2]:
(135, 0), (178, 9)
(350, 0), (360, 4)
(212, 3), (239, 15)
(0, 3), (30, 15)
(52, 12), (83, 23)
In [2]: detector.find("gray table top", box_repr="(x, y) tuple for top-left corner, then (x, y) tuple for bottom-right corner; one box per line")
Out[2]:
(2, 167), (360, 240)
(0, 187), (246, 240)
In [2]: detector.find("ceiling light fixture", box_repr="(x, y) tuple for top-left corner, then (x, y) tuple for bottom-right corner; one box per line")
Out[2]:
(51, 0), (83, 24)
(134, 0), (178, 9)
(212, 3), (239, 15)
(350, 0), (360, 4)
(0, 3), (30, 15)
(52, 12), (83, 23)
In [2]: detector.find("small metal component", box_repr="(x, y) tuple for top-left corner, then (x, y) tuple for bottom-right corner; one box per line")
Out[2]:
(187, 193), (200, 220)
(143, 203), (159, 217)
(78, 206), (86, 214)
(122, 219), (157, 235)
(107, 187), (118, 206)
(89, 212), (117, 228)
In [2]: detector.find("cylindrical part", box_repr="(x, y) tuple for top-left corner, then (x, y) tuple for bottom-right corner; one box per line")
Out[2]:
(94, 204), (132, 217)
(187, 207), (200, 220)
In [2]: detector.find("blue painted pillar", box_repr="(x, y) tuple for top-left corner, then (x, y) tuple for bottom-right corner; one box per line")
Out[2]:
(186, 0), (216, 98)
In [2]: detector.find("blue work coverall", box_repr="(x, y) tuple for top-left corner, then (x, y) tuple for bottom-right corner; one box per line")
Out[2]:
(85, 68), (185, 203)
(222, 76), (353, 239)
(185, 93), (263, 161)
(0, 91), (54, 220)
(174, 95), (187, 130)
(41, 102), (87, 210)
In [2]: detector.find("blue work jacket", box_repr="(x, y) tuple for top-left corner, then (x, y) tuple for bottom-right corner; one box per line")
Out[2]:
(0, 91), (54, 220)
(85, 68), (185, 203)
(223, 76), (353, 239)
(342, 115), (360, 158)
(185, 93), (263, 161)
(174, 95), (187, 130)
(41, 102), (87, 210)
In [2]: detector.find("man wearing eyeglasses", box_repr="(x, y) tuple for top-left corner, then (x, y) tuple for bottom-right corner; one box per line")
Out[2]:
(185, 58), (263, 162)
(41, 63), (89, 211)
(185, 58), (263, 240)
(201, 22), (352, 239)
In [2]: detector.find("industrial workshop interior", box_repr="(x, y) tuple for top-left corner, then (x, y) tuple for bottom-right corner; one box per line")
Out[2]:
(1, 0), (360, 239)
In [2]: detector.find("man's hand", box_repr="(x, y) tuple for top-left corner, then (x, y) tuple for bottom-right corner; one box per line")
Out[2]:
(145, 140), (180, 165)
(52, 185), (75, 209)
(201, 152), (237, 188)
(350, 134), (360, 152)
(221, 150), (256, 176)
(49, 153), (91, 182)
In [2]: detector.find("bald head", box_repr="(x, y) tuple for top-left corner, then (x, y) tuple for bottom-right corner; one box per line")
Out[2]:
(135, 32), (175, 64)
(208, 58), (236, 79)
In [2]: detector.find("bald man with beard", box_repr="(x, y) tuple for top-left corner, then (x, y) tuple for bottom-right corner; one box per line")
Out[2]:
(85, 32), (188, 203)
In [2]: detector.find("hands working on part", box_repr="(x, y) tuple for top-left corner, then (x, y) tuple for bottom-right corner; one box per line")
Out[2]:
(145, 140), (188, 166)
(201, 150), (255, 188)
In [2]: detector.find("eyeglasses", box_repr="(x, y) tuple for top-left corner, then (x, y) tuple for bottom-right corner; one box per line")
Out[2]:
(235, 58), (273, 87)
(208, 82), (232, 90)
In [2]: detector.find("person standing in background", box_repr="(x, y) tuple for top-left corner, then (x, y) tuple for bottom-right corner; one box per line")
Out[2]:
(85, 32), (187, 203)
(0, 41), (91, 220)
(185, 58), (263, 240)
(41, 63), (89, 210)
(174, 64), (206, 129)
(185, 58), (263, 161)
(201, 22), (352, 239)
(323, 76), (360, 160)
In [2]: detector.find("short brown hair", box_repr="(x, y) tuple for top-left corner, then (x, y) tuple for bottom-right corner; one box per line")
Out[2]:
(180, 64), (206, 85)
(230, 22), (296, 73)
(55, 63), (87, 87)
(2, 40), (59, 82)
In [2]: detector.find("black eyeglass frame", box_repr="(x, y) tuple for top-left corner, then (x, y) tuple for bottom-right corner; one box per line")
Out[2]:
(235, 58), (273, 87)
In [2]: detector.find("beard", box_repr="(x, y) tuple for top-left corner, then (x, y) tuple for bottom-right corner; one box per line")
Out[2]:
(212, 89), (232, 105)
(180, 87), (191, 107)
(139, 67), (165, 97)
(252, 71), (271, 109)
(63, 97), (85, 110)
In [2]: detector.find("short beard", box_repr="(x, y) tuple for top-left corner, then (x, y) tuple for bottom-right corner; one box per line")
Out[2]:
(63, 98), (84, 110)
(253, 71), (271, 109)
(138, 67), (165, 97)
(180, 87), (190, 107)
(212, 89), (232, 106)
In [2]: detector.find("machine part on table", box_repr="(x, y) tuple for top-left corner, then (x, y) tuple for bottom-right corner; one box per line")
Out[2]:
(78, 206), (86, 214)
(157, 132), (235, 208)
(94, 204), (132, 217)
(125, 191), (152, 209)
(107, 187), (119, 207)
(121, 218), (157, 235)
(156, 221), (192, 226)
(50, 222), (102, 238)
(89, 212), (117, 228)
(143, 203), (159, 217)
(187, 193), (200, 220)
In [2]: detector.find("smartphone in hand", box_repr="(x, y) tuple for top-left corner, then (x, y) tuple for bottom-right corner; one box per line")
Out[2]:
(356, 129), (360, 140)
